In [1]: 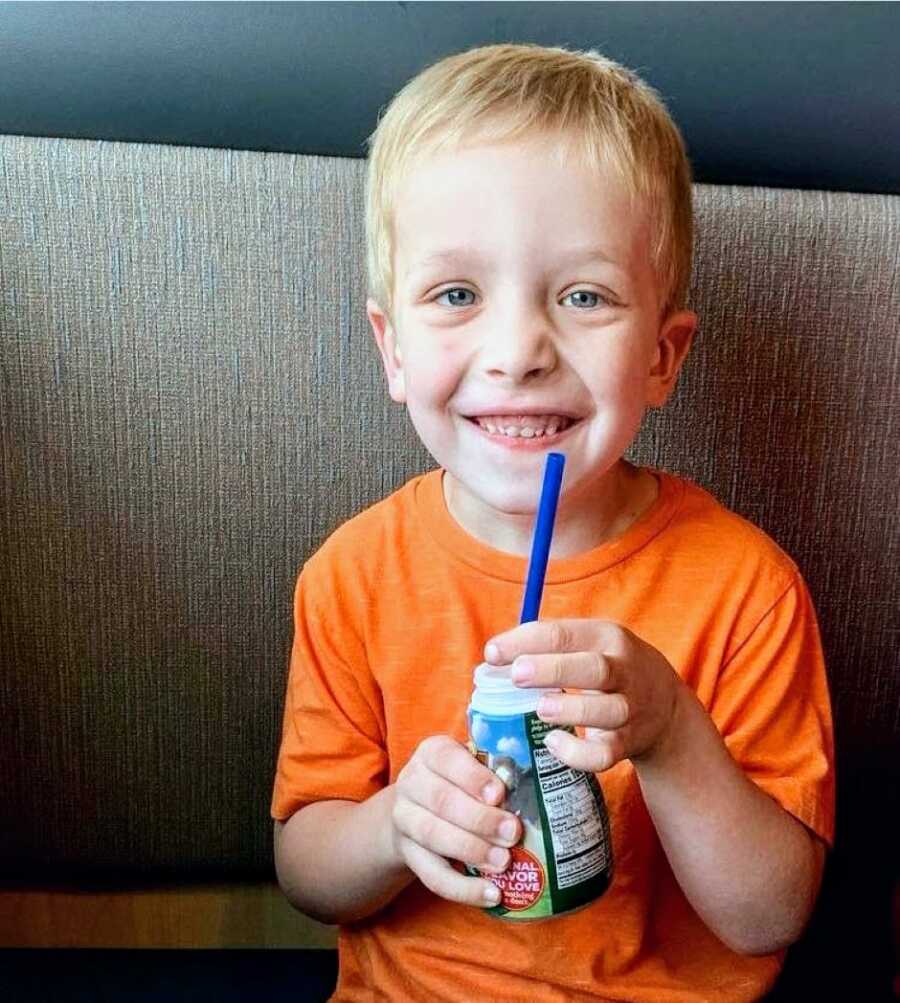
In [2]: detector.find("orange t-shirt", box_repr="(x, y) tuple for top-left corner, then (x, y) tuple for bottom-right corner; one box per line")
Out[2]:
(271, 469), (835, 1002)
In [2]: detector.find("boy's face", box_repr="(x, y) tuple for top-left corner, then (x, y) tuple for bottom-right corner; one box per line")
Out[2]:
(368, 135), (696, 523)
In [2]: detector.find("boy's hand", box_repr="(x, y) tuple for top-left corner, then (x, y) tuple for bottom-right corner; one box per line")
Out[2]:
(485, 620), (683, 773)
(389, 735), (523, 908)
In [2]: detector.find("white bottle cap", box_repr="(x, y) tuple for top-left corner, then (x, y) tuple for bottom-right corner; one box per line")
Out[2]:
(469, 662), (560, 716)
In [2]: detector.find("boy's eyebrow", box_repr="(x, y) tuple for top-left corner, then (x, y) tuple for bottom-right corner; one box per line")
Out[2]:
(404, 247), (485, 278)
(557, 244), (629, 271)
(405, 244), (629, 279)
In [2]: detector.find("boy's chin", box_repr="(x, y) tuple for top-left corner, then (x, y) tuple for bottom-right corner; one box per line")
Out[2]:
(446, 470), (547, 518)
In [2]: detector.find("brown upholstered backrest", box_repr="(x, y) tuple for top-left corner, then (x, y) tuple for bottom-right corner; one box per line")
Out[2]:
(1, 138), (897, 959)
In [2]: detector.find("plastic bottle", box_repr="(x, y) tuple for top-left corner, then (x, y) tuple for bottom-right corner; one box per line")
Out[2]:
(466, 661), (613, 920)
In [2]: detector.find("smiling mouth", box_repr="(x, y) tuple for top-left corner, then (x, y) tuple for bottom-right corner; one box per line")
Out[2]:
(467, 414), (578, 439)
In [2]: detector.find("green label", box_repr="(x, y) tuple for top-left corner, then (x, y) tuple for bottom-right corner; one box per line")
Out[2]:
(524, 713), (613, 915)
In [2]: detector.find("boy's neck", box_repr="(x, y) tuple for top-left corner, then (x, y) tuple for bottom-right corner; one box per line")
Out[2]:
(442, 460), (659, 559)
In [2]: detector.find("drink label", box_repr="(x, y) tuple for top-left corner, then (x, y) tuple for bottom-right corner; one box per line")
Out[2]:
(467, 708), (613, 920)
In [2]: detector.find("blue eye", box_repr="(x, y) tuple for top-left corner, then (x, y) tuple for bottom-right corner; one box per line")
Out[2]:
(436, 288), (476, 307)
(562, 290), (603, 308)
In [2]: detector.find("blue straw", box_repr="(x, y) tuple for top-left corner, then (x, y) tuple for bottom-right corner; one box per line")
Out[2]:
(520, 452), (566, 624)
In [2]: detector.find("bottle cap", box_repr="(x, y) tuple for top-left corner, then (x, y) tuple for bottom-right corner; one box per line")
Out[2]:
(469, 662), (559, 716)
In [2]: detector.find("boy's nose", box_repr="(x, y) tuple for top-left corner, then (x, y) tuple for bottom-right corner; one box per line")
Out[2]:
(480, 306), (558, 384)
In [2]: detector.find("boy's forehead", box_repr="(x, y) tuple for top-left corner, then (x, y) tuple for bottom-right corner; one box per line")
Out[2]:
(396, 134), (632, 202)
(393, 140), (651, 280)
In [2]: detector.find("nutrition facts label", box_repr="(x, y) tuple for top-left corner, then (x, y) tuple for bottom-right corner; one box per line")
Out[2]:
(533, 743), (610, 889)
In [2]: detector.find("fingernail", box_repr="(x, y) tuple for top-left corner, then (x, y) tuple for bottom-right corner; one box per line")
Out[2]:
(484, 643), (500, 663)
(544, 731), (562, 753)
(488, 847), (508, 869)
(499, 818), (518, 841)
(510, 659), (533, 684)
(481, 782), (501, 803)
(484, 884), (501, 906)
(538, 696), (560, 718)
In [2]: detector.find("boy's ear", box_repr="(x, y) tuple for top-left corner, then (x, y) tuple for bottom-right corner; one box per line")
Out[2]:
(646, 309), (698, 408)
(367, 298), (406, 403)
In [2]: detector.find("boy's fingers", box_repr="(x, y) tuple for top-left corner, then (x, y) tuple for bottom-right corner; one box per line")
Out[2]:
(544, 728), (624, 773)
(536, 690), (629, 730)
(405, 770), (521, 847)
(417, 735), (505, 805)
(397, 802), (511, 875)
(511, 651), (617, 692)
(486, 619), (625, 663)
(402, 840), (501, 909)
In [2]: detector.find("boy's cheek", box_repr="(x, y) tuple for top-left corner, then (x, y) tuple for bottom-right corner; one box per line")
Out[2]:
(404, 348), (465, 403)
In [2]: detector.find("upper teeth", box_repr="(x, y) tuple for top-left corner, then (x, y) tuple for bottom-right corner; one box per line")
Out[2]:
(474, 415), (571, 437)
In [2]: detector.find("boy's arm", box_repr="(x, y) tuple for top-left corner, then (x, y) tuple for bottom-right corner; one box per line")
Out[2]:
(487, 606), (833, 957)
(274, 736), (521, 926)
(274, 788), (414, 925)
(633, 683), (826, 955)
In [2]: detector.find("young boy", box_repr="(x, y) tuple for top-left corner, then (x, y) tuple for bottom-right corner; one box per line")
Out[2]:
(271, 44), (834, 1001)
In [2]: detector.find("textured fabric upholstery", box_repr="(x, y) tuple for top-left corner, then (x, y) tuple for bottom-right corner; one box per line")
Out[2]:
(1, 135), (897, 889)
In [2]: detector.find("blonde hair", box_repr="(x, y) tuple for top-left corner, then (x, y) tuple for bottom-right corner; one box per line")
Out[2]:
(365, 43), (693, 318)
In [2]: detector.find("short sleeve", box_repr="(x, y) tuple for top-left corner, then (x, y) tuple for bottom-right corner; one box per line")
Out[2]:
(270, 568), (389, 821)
(710, 573), (835, 846)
